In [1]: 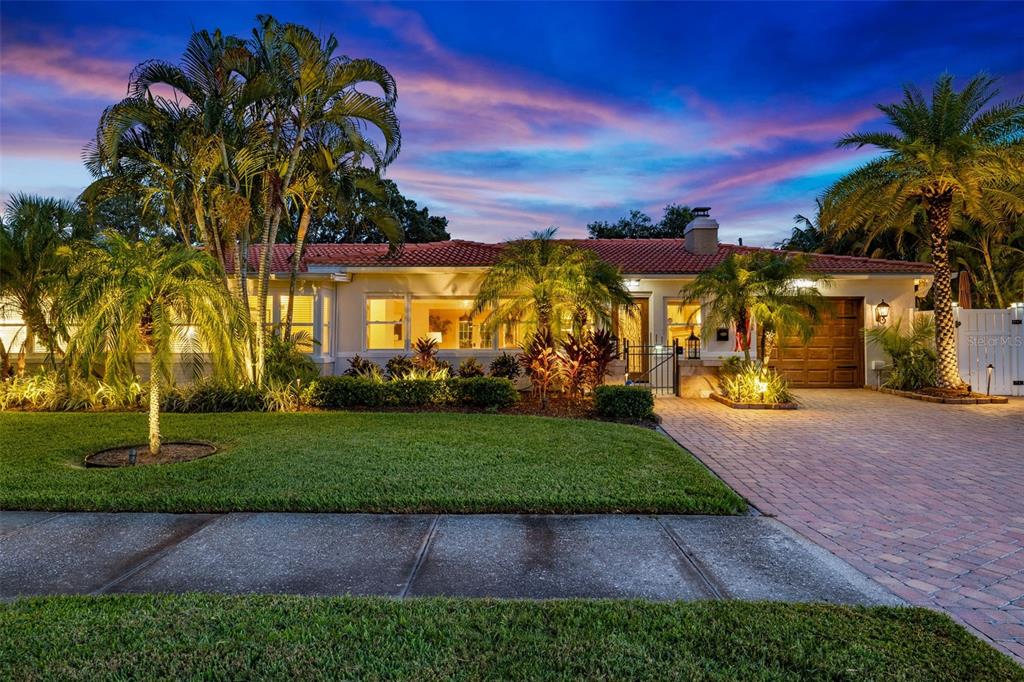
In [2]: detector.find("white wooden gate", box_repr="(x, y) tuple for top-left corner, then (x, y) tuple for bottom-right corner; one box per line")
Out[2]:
(956, 306), (1024, 396)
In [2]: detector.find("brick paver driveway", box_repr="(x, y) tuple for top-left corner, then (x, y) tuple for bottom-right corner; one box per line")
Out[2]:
(659, 389), (1024, 662)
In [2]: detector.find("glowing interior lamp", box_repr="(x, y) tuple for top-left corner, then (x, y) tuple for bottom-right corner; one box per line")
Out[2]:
(874, 299), (890, 325)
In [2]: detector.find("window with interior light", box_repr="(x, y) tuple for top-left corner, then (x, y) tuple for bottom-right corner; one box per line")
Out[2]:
(410, 298), (492, 350)
(365, 297), (406, 350)
(665, 299), (701, 346)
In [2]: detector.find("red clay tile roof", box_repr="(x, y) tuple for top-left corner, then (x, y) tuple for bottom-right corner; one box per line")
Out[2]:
(247, 239), (931, 275)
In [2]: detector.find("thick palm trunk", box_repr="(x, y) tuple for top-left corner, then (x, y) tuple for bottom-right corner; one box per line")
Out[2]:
(284, 206), (312, 338)
(926, 196), (963, 389)
(148, 375), (161, 457)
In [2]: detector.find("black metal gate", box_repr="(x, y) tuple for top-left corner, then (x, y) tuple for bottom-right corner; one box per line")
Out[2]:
(622, 338), (679, 396)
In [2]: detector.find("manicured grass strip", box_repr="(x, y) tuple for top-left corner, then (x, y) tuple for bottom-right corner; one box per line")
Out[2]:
(0, 412), (744, 514)
(1, 595), (1018, 681)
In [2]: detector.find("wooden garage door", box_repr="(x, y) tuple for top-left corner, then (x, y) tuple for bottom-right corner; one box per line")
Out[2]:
(771, 297), (864, 388)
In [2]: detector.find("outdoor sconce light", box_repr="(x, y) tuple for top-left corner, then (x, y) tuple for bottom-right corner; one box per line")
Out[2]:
(624, 279), (641, 291)
(875, 299), (890, 325)
(687, 331), (701, 359)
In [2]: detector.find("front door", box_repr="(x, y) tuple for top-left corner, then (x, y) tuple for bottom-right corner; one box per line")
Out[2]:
(617, 298), (651, 382)
(618, 297), (649, 349)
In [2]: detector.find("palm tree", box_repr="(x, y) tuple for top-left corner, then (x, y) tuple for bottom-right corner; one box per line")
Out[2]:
(0, 195), (90, 372)
(473, 228), (635, 338)
(85, 16), (403, 383)
(678, 252), (828, 363)
(822, 74), (1024, 388)
(67, 234), (247, 456)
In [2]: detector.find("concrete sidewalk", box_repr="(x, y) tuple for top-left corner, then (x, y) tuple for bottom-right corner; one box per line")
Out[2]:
(1, 512), (898, 604)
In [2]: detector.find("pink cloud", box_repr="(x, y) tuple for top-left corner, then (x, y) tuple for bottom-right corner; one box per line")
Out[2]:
(1, 44), (130, 99)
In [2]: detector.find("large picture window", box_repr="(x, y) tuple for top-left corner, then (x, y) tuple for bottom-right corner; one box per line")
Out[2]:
(666, 299), (701, 346)
(366, 297), (405, 350)
(410, 298), (491, 350)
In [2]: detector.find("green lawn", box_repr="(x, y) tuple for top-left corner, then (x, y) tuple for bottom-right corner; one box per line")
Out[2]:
(2, 595), (1018, 681)
(0, 411), (744, 513)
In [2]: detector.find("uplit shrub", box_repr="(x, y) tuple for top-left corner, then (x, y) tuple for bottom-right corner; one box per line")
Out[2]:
(385, 355), (415, 380)
(593, 385), (655, 421)
(488, 352), (521, 381)
(449, 376), (519, 409)
(0, 371), (144, 411)
(344, 355), (384, 381)
(303, 375), (388, 409)
(718, 358), (794, 404)
(457, 357), (485, 378)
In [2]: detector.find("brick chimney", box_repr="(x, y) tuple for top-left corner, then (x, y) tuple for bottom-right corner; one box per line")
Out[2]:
(684, 207), (719, 255)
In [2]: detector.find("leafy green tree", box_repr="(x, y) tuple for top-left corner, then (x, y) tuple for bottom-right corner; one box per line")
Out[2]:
(587, 204), (695, 239)
(0, 194), (91, 372)
(822, 74), (1024, 388)
(473, 228), (634, 337)
(293, 176), (449, 245)
(678, 252), (827, 363)
(67, 234), (247, 455)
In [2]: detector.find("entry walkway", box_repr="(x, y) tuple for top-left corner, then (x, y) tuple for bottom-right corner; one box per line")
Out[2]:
(658, 389), (1024, 661)
(0, 511), (896, 605)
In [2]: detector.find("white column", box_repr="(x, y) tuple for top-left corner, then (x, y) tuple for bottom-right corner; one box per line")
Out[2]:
(312, 284), (326, 358)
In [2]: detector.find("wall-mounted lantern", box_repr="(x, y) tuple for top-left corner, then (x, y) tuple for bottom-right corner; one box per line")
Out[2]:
(875, 299), (890, 326)
(687, 330), (701, 360)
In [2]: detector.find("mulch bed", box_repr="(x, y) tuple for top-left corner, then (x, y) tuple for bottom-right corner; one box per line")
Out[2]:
(710, 393), (798, 410)
(85, 441), (217, 468)
(868, 385), (1008, 404)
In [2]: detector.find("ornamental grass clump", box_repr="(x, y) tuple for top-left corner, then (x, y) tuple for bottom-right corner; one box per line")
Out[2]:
(719, 358), (794, 405)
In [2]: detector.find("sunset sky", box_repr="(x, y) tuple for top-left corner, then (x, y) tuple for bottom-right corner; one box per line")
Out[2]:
(2, 1), (1022, 244)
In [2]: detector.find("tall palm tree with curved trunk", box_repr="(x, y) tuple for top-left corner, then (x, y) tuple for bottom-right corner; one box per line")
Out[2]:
(678, 252), (828, 363)
(0, 195), (91, 372)
(85, 16), (402, 383)
(822, 74), (1024, 388)
(67, 234), (247, 456)
(473, 228), (635, 338)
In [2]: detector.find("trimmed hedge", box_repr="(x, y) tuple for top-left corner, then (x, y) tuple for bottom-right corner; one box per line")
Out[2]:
(593, 385), (655, 421)
(304, 376), (518, 411)
(449, 376), (518, 409)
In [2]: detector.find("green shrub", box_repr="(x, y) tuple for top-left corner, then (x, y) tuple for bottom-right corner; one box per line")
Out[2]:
(303, 376), (388, 409)
(385, 355), (415, 380)
(718, 359), (794, 404)
(865, 317), (936, 390)
(488, 352), (521, 380)
(386, 379), (451, 407)
(0, 372), (144, 411)
(344, 355), (384, 381)
(457, 357), (485, 378)
(163, 378), (266, 413)
(593, 385), (655, 420)
(265, 330), (321, 385)
(449, 376), (519, 409)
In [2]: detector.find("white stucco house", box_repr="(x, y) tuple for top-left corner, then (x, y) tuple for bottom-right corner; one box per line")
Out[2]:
(0, 211), (935, 390)
(240, 212), (933, 390)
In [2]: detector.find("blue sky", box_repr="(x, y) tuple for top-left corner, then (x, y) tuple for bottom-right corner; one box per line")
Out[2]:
(1, 1), (1022, 244)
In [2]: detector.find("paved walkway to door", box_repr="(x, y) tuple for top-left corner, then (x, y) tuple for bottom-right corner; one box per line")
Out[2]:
(658, 389), (1024, 662)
